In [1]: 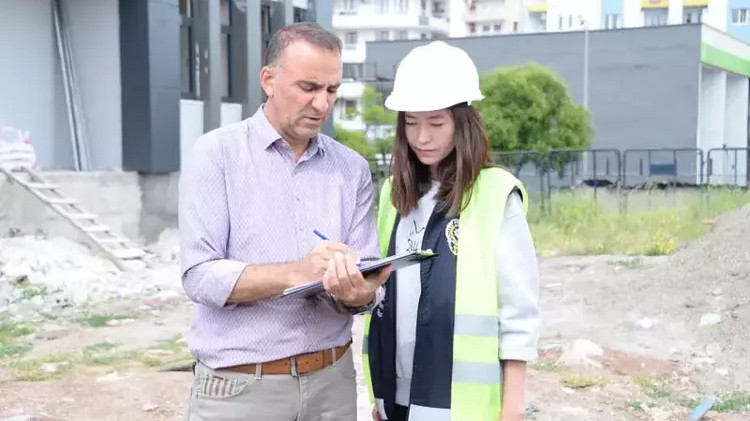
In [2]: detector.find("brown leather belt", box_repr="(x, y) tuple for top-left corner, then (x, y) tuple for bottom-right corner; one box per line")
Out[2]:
(221, 340), (352, 376)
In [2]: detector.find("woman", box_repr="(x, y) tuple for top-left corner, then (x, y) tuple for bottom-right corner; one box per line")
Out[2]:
(362, 41), (541, 421)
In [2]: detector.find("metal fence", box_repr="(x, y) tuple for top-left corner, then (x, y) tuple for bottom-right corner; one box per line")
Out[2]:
(369, 147), (750, 212)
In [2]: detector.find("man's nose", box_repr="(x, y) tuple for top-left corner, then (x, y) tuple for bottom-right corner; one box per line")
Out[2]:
(311, 91), (330, 113)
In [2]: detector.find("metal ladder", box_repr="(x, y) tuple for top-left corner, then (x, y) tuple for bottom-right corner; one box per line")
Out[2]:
(1, 167), (147, 270)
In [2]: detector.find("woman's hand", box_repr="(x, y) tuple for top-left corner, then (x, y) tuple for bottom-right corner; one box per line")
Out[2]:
(499, 408), (525, 421)
(500, 360), (527, 421)
(372, 405), (382, 421)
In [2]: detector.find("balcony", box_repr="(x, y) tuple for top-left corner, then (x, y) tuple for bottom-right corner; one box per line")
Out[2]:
(464, 1), (507, 22)
(333, 11), (450, 34)
(525, 0), (547, 13)
(641, 0), (667, 8)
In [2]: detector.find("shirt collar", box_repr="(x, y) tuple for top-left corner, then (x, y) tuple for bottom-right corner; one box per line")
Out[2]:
(250, 105), (326, 156)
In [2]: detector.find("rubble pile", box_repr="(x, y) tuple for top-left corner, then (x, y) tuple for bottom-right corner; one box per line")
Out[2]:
(0, 233), (182, 320)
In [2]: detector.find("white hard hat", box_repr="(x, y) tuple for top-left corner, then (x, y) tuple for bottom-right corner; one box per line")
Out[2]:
(384, 41), (484, 112)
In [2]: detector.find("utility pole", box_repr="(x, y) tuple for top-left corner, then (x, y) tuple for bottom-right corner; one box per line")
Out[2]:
(582, 16), (589, 108)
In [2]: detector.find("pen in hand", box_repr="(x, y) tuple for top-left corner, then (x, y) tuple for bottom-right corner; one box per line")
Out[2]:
(313, 229), (362, 268)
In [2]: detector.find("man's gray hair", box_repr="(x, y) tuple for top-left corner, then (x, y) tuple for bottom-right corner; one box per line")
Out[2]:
(264, 22), (342, 68)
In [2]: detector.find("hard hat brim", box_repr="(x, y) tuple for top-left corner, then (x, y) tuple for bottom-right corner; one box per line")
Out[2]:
(384, 93), (484, 112)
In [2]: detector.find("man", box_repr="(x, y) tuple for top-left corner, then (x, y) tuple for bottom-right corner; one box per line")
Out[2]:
(179, 22), (390, 420)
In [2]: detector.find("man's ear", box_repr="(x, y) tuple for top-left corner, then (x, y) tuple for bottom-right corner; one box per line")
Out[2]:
(260, 66), (275, 98)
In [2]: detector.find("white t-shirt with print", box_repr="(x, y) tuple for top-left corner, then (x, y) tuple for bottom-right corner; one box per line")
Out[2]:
(392, 181), (540, 407)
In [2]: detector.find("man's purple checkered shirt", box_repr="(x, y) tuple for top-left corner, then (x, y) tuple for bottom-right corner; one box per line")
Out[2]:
(179, 105), (380, 369)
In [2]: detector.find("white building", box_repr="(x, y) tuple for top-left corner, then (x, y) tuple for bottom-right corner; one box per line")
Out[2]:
(521, 0), (748, 39)
(455, 0), (527, 36)
(332, 0), (450, 131)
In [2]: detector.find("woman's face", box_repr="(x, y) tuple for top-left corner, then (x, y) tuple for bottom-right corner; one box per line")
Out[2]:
(403, 109), (455, 174)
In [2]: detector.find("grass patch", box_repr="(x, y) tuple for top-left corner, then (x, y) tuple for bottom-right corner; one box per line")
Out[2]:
(529, 188), (750, 256)
(1, 335), (191, 382)
(608, 257), (644, 270)
(634, 377), (696, 408)
(530, 361), (560, 372)
(713, 391), (750, 412)
(74, 313), (133, 328)
(0, 323), (35, 358)
(561, 374), (606, 389)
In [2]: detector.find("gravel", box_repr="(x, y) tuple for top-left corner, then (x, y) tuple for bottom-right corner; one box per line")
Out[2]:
(596, 204), (750, 391)
(0, 234), (182, 321)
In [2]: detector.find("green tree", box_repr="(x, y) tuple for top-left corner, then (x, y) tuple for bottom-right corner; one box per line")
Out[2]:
(334, 123), (376, 162)
(475, 63), (592, 173)
(361, 85), (397, 130)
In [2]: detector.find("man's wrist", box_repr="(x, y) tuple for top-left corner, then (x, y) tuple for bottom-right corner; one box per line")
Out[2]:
(341, 290), (376, 308)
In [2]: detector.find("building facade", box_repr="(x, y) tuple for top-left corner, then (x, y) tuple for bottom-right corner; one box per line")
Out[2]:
(366, 24), (750, 186)
(521, 0), (749, 41)
(0, 0), (332, 172)
(331, 0), (450, 131)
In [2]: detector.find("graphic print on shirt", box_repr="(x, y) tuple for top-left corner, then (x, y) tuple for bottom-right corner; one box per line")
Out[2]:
(445, 218), (459, 256)
(406, 219), (426, 253)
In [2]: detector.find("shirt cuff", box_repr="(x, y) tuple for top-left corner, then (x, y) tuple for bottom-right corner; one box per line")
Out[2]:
(199, 259), (247, 308)
(499, 339), (539, 362)
(338, 285), (384, 315)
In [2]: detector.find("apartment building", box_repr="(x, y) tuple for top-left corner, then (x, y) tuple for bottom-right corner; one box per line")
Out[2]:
(332, 0), (450, 131)
(458, 0), (525, 37)
(522, 0), (750, 41)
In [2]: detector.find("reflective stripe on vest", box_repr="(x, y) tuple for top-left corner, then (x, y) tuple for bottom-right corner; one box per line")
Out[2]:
(363, 167), (528, 421)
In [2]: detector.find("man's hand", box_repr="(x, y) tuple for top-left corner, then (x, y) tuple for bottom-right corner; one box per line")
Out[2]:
(323, 252), (391, 307)
(291, 241), (356, 287)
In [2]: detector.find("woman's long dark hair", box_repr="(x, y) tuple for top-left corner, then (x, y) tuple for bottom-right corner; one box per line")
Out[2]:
(390, 103), (493, 217)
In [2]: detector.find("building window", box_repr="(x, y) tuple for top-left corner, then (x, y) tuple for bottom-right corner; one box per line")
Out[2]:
(604, 14), (622, 29)
(468, 22), (476, 34)
(180, 0), (196, 99)
(344, 32), (358, 48)
(482, 24), (490, 33)
(513, 21), (518, 32)
(340, 0), (356, 14)
(397, 0), (408, 13)
(397, 30), (408, 40)
(343, 63), (361, 80)
(220, 0), (232, 100)
(420, 33), (427, 39)
(493, 23), (502, 32)
(731, 8), (748, 25)
(375, 0), (389, 14)
(377, 31), (390, 41)
(643, 10), (667, 26)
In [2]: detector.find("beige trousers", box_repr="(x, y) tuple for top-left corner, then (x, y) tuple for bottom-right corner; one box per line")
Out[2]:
(185, 348), (357, 421)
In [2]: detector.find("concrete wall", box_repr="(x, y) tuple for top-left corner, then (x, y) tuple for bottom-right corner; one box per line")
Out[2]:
(65, 0), (123, 170)
(0, 172), (179, 245)
(0, 0), (123, 170)
(0, 0), (61, 169)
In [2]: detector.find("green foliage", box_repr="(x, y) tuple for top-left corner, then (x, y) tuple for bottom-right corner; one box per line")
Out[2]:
(476, 63), (592, 166)
(361, 85), (397, 129)
(528, 189), (750, 256)
(334, 124), (376, 161)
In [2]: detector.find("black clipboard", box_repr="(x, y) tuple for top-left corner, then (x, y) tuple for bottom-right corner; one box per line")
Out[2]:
(279, 250), (437, 299)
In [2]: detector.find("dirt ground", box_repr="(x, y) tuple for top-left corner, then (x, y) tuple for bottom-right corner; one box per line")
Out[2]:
(2, 208), (750, 421)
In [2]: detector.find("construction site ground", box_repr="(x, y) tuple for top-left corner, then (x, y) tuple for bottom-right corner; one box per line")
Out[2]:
(1, 206), (750, 421)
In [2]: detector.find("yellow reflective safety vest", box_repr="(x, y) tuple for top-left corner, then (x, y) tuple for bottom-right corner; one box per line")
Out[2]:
(363, 166), (528, 421)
